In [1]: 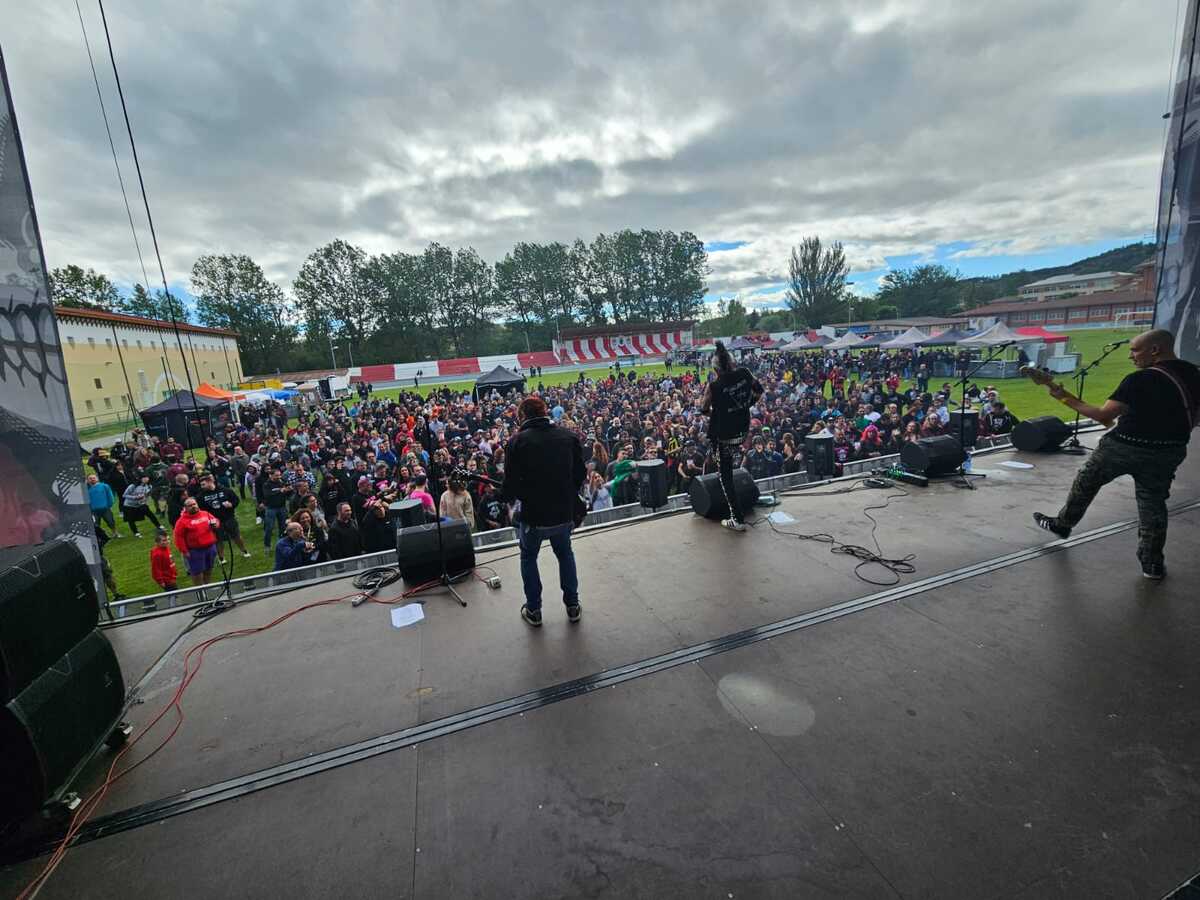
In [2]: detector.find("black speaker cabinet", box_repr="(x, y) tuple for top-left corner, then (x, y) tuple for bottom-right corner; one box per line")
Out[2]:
(900, 435), (966, 476)
(1011, 416), (1073, 452)
(804, 432), (835, 479)
(0, 629), (125, 825)
(388, 498), (427, 530)
(395, 519), (476, 583)
(948, 411), (979, 448)
(0, 541), (99, 703)
(636, 459), (669, 509)
(688, 469), (760, 520)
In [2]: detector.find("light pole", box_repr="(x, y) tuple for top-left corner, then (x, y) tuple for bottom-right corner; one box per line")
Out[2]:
(328, 334), (337, 369)
(845, 281), (856, 333)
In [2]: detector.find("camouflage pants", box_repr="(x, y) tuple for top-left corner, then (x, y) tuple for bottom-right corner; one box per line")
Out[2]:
(1056, 436), (1188, 565)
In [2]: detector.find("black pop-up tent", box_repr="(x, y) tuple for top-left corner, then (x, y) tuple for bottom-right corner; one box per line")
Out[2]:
(472, 365), (526, 400)
(139, 390), (232, 449)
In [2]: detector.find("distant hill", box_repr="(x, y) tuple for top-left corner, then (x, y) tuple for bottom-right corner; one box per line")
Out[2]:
(953, 241), (1154, 308)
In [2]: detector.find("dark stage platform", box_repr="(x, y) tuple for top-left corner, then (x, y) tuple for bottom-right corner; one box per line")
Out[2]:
(4, 431), (1200, 899)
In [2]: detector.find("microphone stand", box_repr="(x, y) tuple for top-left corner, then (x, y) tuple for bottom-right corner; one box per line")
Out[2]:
(409, 471), (470, 607)
(952, 341), (1015, 489)
(1061, 341), (1124, 455)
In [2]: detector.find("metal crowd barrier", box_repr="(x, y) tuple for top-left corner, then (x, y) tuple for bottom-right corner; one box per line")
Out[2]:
(106, 431), (1030, 620)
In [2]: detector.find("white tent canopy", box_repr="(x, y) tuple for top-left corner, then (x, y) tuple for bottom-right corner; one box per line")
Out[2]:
(880, 326), (929, 348)
(957, 322), (1026, 346)
(825, 332), (867, 350)
(779, 337), (814, 351)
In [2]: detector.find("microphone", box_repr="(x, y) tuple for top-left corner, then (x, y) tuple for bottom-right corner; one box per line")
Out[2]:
(1103, 339), (1131, 350)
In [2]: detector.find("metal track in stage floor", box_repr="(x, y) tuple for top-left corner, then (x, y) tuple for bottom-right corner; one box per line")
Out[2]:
(17, 497), (1200, 862)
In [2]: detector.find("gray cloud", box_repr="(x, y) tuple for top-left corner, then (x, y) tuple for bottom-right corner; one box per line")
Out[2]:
(1, 0), (1177, 300)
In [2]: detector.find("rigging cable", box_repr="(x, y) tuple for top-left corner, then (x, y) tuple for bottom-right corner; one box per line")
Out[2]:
(73, 0), (152, 291)
(96, 0), (210, 453)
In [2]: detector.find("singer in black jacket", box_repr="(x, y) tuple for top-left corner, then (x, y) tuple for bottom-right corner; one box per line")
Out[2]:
(501, 396), (587, 627)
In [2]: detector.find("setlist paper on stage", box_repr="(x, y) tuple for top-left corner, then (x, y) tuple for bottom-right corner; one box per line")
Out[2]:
(390, 604), (425, 628)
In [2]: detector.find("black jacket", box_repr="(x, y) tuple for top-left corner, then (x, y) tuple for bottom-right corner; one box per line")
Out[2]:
(327, 518), (362, 560)
(501, 418), (586, 527)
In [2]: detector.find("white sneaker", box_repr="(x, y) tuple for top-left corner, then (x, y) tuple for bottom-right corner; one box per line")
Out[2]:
(242, 551), (252, 559)
(721, 518), (747, 532)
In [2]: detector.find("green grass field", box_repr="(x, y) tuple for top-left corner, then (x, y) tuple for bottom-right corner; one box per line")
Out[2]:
(95, 328), (1138, 599)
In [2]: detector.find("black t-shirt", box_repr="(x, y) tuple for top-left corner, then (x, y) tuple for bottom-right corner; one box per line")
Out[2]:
(1110, 360), (1200, 446)
(709, 368), (763, 441)
(196, 487), (238, 522)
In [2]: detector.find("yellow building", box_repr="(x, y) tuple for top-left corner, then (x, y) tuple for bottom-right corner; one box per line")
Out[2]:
(54, 305), (243, 430)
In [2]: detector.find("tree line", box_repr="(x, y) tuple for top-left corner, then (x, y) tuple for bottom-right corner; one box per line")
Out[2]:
(49, 229), (709, 375)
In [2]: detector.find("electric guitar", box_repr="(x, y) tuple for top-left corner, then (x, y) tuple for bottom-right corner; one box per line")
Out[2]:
(1018, 365), (1068, 395)
(453, 467), (589, 528)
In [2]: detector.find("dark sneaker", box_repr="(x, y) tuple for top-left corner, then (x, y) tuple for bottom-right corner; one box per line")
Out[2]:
(521, 605), (542, 627)
(1141, 562), (1166, 581)
(566, 603), (582, 624)
(1032, 512), (1070, 539)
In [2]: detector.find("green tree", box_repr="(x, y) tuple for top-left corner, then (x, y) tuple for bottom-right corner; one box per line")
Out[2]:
(451, 247), (497, 356)
(48, 264), (122, 310)
(785, 237), (850, 328)
(876, 264), (962, 317)
(495, 242), (576, 347)
(191, 254), (298, 377)
(362, 250), (436, 362)
(121, 283), (189, 322)
(293, 239), (376, 350)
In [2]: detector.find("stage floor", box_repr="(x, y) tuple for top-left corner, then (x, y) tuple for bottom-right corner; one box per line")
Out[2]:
(4, 432), (1200, 899)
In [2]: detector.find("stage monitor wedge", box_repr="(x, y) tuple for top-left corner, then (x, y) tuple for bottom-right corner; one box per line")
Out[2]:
(689, 469), (760, 520)
(900, 435), (966, 477)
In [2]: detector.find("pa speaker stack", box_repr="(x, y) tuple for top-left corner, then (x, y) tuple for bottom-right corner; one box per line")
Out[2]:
(0, 542), (124, 826)
(948, 411), (979, 448)
(395, 520), (475, 584)
(688, 469), (760, 520)
(636, 458), (669, 510)
(1011, 416), (1073, 452)
(900, 435), (966, 477)
(804, 432), (835, 479)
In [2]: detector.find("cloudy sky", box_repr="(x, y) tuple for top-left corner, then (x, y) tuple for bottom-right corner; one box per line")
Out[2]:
(1, 0), (1181, 309)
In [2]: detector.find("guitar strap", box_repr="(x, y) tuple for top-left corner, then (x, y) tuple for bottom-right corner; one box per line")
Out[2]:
(1150, 365), (1199, 429)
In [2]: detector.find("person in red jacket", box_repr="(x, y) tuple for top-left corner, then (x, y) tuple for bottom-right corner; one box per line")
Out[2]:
(173, 496), (220, 586)
(150, 528), (178, 594)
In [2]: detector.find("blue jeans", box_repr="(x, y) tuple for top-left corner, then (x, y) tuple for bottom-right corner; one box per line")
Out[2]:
(262, 506), (288, 547)
(517, 521), (578, 612)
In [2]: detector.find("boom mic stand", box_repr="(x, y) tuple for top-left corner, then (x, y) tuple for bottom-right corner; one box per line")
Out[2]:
(952, 340), (1016, 489)
(1061, 340), (1126, 455)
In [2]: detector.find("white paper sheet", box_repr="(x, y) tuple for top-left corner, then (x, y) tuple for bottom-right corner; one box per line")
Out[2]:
(390, 603), (426, 629)
(767, 511), (797, 525)
(1000, 461), (1035, 469)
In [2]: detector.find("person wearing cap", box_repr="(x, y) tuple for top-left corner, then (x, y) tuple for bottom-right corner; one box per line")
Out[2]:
(351, 475), (377, 526)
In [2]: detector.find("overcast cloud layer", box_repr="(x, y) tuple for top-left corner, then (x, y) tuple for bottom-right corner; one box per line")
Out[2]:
(1, 0), (1179, 304)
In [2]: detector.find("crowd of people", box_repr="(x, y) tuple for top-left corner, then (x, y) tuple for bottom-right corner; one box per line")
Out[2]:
(83, 346), (1023, 594)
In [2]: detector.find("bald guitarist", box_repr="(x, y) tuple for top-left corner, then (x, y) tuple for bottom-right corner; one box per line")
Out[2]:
(1027, 329), (1199, 580)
